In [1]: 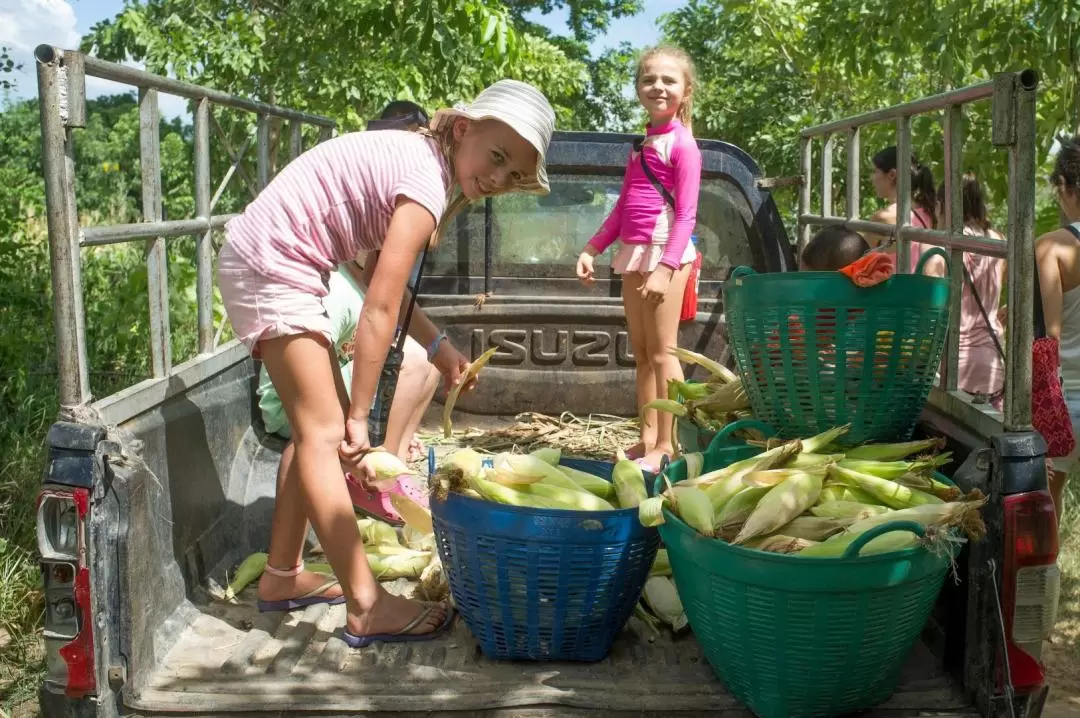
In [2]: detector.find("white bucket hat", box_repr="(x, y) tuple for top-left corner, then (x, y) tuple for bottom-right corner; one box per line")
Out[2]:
(430, 79), (556, 196)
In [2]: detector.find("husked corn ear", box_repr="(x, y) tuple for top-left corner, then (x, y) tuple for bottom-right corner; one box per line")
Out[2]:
(527, 482), (616, 511)
(530, 447), (561, 466)
(775, 515), (850, 541)
(225, 552), (268, 602)
(642, 576), (689, 631)
(743, 535), (817, 554)
(470, 475), (568, 509)
(671, 485), (716, 537)
(733, 468), (825, 544)
(445, 447), (485, 479)
(715, 486), (769, 537)
(828, 465), (942, 509)
(844, 437), (945, 461)
(613, 458), (649, 509)
(557, 465), (616, 499)
(800, 424), (852, 453)
(810, 500), (891, 519)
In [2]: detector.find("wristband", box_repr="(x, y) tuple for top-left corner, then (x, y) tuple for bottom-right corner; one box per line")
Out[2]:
(427, 332), (448, 361)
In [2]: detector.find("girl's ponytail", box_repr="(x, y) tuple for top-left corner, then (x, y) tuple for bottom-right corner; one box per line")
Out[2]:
(911, 154), (937, 228)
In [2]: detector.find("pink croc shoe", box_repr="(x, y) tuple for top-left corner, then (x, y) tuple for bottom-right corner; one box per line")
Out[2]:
(346, 472), (430, 526)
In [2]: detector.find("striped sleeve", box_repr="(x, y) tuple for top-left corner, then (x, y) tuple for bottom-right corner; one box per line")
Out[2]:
(391, 145), (450, 227)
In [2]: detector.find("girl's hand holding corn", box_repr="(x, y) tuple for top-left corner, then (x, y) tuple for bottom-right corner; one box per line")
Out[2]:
(339, 417), (372, 474)
(432, 341), (476, 396)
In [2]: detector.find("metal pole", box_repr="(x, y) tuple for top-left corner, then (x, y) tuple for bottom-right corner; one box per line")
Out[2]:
(140, 86), (172, 376)
(895, 116), (913, 272)
(319, 126), (333, 144)
(845, 127), (860, 219)
(942, 104), (964, 392)
(484, 198), (493, 295)
(290, 120), (303, 160)
(194, 98), (214, 353)
(1003, 70), (1040, 431)
(798, 137), (812, 253)
(35, 46), (91, 407)
(257, 114), (271, 190)
(821, 133), (835, 218)
(61, 55), (91, 399)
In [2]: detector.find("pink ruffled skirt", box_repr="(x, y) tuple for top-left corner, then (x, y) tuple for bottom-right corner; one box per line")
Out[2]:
(611, 239), (697, 274)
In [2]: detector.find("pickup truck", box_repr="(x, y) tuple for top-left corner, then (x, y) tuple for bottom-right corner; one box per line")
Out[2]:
(32, 46), (1058, 718)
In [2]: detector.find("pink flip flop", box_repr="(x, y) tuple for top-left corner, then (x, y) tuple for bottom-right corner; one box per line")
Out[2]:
(346, 472), (430, 525)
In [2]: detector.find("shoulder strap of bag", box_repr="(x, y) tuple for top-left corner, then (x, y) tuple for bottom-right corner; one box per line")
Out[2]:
(633, 138), (675, 208)
(961, 260), (1006, 361)
(394, 246), (429, 352)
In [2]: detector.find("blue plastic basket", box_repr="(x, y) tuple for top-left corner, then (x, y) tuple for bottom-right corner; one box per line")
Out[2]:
(428, 452), (660, 661)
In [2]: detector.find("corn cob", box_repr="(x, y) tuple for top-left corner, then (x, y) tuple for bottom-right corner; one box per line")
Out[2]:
(224, 552), (268, 602)
(828, 465), (942, 509)
(810, 500), (891, 519)
(443, 347), (499, 437)
(357, 517), (401, 548)
(837, 458), (945, 480)
(844, 437), (946, 461)
(715, 486), (770, 538)
(613, 457), (649, 509)
(527, 482), (616, 511)
(774, 515), (851, 541)
(670, 486), (716, 537)
(361, 448), (413, 491)
(650, 549), (672, 577)
(743, 468), (805, 488)
(529, 447), (561, 466)
(733, 468), (825, 544)
(556, 465), (616, 499)
(492, 453), (557, 487)
(689, 440), (802, 489)
(638, 496), (667, 527)
(470, 474), (570, 509)
(743, 535), (817, 554)
(445, 447), (485, 480)
(787, 453), (846, 469)
(642, 576), (689, 631)
(701, 441), (804, 510)
(894, 473), (961, 501)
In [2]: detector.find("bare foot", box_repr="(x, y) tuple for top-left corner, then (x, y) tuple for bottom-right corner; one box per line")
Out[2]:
(346, 589), (449, 638)
(257, 569), (344, 603)
(407, 437), (425, 463)
(624, 441), (648, 459)
(642, 446), (673, 470)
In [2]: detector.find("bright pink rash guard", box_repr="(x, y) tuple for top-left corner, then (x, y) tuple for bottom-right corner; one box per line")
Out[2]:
(586, 118), (702, 270)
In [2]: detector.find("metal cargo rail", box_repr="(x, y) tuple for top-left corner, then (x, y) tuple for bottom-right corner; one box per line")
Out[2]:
(35, 45), (337, 425)
(797, 70), (1039, 436)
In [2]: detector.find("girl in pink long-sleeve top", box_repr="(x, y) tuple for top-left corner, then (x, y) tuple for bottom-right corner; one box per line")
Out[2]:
(576, 46), (702, 473)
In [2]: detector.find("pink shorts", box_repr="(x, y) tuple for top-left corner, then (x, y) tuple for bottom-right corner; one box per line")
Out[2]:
(217, 242), (333, 358)
(611, 239), (697, 274)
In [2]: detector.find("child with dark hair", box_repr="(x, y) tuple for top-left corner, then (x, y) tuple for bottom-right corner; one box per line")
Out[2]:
(799, 225), (870, 271)
(366, 100), (430, 131)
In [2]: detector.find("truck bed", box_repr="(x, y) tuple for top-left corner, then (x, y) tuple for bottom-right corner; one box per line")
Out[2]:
(118, 404), (975, 717)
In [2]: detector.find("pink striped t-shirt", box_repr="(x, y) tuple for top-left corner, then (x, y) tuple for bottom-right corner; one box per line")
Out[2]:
(586, 119), (701, 270)
(225, 130), (451, 295)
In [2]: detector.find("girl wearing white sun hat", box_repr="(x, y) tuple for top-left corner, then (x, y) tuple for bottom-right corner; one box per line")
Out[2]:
(217, 77), (555, 649)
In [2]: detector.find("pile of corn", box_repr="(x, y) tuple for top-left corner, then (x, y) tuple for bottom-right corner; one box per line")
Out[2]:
(638, 424), (988, 557)
(222, 496), (449, 604)
(634, 549), (690, 638)
(429, 446), (650, 512)
(644, 348), (753, 436)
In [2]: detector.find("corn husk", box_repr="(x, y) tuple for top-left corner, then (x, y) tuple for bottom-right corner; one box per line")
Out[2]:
(733, 468), (825, 545)
(743, 535), (817, 554)
(800, 424), (851, 453)
(357, 517), (401, 548)
(683, 452), (704, 480)
(613, 457), (649, 509)
(444, 447), (485, 480)
(527, 482), (616, 511)
(443, 347), (499, 437)
(670, 486), (715, 536)
(225, 552), (268, 602)
(491, 453), (556, 487)
(774, 515), (851, 541)
(530, 447), (561, 465)
(362, 448), (413, 491)
(668, 346), (738, 383)
(715, 486), (770, 537)
(642, 576), (689, 632)
(810, 500), (891, 519)
(844, 437), (946, 461)
(650, 549), (672, 577)
(828, 465), (942, 509)
(557, 465), (616, 499)
(388, 493), (434, 535)
(638, 496), (667, 527)
(470, 474), (569, 509)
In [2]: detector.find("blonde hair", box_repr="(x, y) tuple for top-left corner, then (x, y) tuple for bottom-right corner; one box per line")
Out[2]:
(414, 120), (473, 249)
(635, 45), (697, 133)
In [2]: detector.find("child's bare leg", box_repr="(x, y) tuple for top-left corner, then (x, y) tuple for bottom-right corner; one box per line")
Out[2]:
(642, 264), (692, 466)
(259, 333), (446, 637)
(622, 272), (655, 453)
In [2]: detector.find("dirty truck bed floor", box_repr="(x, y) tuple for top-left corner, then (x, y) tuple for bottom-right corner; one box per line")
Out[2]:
(127, 590), (974, 716)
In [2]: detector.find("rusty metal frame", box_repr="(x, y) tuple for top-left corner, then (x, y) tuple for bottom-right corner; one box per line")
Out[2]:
(35, 44), (337, 422)
(798, 70), (1040, 433)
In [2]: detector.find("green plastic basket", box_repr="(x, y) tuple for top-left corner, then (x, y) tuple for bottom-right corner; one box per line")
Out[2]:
(723, 248), (953, 446)
(653, 455), (959, 718)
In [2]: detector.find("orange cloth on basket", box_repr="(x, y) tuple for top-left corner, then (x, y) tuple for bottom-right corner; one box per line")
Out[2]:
(838, 252), (896, 287)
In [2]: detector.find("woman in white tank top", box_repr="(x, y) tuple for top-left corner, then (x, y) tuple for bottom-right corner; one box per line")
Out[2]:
(1035, 136), (1080, 518)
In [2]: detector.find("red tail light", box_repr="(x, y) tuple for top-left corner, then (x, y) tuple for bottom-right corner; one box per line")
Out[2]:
(1000, 490), (1060, 694)
(37, 486), (96, 698)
